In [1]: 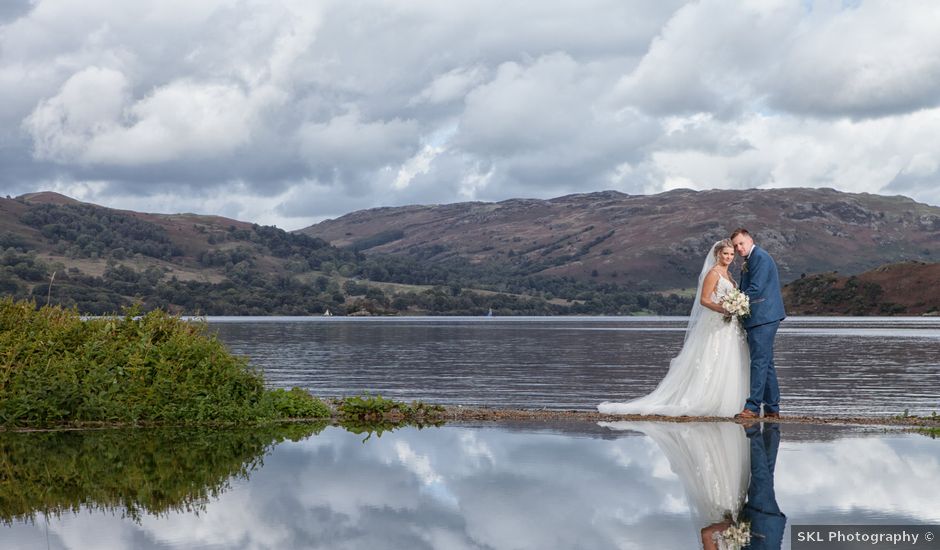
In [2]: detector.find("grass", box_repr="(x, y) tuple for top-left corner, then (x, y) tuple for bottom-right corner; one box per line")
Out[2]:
(895, 410), (940, 437)
(894, 410), (939, 421)
(335, 394), (446, 422)
(0, 298), (330, 427)
(916, 426), (940, 438)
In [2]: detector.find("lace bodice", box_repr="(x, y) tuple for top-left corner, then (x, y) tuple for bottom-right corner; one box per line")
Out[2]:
(712, 273), (736, 301)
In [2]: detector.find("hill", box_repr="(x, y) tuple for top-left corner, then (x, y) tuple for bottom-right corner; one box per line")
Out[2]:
(0, 193), (360, 314)
(3, 188), (939, 316)
(300, 188), (940, 290)
(784, 261), (940, 315)
(0, 193), (683, 316)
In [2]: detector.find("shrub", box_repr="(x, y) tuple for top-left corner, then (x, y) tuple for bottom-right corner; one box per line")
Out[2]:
(337, 394), (445, 421)
(262, 387), (331, 418)
(0, 298), (327, 426)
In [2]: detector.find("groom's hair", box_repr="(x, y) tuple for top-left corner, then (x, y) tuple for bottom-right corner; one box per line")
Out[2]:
(730, 227), (751, 240)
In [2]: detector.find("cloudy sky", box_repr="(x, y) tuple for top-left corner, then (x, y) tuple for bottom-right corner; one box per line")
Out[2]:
(2, 0), (940, 230)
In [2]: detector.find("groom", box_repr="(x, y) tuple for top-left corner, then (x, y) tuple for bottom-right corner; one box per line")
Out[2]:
(742, 422), (786, 549)
(731, 228), (786, 420)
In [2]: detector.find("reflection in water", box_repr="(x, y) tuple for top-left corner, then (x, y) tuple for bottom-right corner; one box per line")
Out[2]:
(0, 423), (326, 525)
(1, 423), (937, 549)
(601, 422), (749, 529)
(600, 422), (787, 550)
(741, 423), (786, 550)
(600, 422), (785, 549)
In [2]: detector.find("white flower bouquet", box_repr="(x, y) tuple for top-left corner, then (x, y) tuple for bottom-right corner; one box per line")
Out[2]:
(720, 288), (750, 323)
(713, 518), (752, 549)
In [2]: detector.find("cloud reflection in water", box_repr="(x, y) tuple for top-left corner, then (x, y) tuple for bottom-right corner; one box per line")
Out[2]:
(1, 423), (937, 550)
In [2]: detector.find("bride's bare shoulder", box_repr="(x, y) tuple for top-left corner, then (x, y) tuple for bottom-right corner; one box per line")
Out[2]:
(706, 267), (726, 280)
(701, 269), (721, 291)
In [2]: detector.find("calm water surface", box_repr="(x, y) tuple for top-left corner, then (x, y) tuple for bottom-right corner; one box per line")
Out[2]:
(209, 316), (940, 417)
(4, 317), (936, 549)
(1, 422), (937, 550)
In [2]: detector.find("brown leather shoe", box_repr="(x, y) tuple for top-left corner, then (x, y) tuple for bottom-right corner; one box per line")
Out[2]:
(764, 411), (780, 419)
(734, 409), (759, 419)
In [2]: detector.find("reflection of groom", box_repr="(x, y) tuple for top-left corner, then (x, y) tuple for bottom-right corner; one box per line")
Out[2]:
(743, 423), (786, 550)
(731, 228), (786, 419)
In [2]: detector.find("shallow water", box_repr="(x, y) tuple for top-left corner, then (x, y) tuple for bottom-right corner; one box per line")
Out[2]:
(208, 316), (940, 417)
(1, 422), (937, 550)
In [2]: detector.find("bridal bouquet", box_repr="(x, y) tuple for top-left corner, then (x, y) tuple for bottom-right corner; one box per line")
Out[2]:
(720, 289), (750, 323)
(714, 518), (752, 549)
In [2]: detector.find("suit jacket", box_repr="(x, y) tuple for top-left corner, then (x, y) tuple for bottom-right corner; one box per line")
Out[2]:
(739, 246), (786, 329)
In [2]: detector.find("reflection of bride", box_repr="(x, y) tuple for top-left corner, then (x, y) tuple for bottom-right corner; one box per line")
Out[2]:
(598, 240), (749, 417)
(601, 422), (749, 549)
(601, 421), (786, 550)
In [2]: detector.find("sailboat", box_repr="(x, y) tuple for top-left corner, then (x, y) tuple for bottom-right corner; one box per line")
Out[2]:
(323, 309), (333, 317)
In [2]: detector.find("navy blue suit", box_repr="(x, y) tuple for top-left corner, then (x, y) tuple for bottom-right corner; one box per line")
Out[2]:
(738, 246), (786, 414)
(743, 423), (786, 550)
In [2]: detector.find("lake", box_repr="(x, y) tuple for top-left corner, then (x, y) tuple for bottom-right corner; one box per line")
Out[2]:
(208, 316), (940, 417)
(3, 316), (936, 549)
(1, 421), (937, 550)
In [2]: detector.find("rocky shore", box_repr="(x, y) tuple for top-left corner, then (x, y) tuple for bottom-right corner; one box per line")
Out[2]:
(440, 406), (940, 428)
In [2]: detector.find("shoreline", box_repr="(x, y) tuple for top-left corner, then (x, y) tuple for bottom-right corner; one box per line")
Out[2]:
(439, 406), (940, 428)
(3, 406), (937, 433)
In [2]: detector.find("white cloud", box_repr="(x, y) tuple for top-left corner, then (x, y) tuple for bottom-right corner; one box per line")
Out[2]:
(459, 54), (600, 155)
(23, 66), (129, 162)
(298, 108), (420, 172)
(410, 66), (486, 106)
(612, 0), (798, 117)
(394, 145), (443, 190)
(395, 440), (442, 485)
(3, 0), (940, 227)
(768, 1), (940, 118)
(777, 436), (940, 523)
(648, 108), (940, 194)
(25, 76), (262, 165)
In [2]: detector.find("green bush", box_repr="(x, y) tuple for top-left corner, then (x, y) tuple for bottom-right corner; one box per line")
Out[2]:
(0, 298), (328, 427)
(261, 387), (331, 418)
(337, 394), (445, 421)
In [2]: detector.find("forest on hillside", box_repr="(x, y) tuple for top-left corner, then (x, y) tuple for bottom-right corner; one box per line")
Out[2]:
(0, 201), (691, 315)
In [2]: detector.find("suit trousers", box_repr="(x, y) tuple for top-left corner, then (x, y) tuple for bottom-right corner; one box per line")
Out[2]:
(745, 320), (781, 414)
(743, 423), (786, 549)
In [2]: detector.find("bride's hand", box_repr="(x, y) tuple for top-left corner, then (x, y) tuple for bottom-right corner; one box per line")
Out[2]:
(701, 520), (732, 550)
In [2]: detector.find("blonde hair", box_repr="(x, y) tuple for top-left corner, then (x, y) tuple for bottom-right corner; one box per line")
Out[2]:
(713, 238), (734, 259)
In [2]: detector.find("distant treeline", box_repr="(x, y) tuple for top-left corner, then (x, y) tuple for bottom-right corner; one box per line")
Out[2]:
(0, 248), (690, 316)
(0, 200), (692, 315)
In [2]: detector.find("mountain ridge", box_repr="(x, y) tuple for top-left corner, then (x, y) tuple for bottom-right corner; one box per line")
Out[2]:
(300, 187), (940, 290)
(1, 188), (938, 315)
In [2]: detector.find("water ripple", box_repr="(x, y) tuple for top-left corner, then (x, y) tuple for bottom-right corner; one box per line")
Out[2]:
(209, 317), (940, 417)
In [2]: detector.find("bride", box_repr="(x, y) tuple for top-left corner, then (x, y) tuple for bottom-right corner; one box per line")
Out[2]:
(599, 421), (750, 549)
(598, 239), (749, 417)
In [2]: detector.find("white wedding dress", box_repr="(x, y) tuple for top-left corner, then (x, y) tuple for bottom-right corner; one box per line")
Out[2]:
(600, 422), (749, 549)
(599, 245), (750, 417)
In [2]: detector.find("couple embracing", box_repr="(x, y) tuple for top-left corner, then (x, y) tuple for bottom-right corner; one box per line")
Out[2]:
(599, 228), (786, 419)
